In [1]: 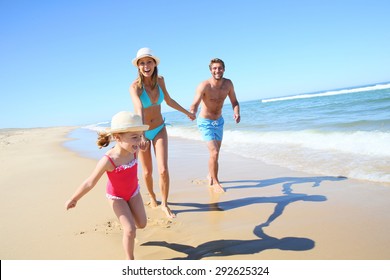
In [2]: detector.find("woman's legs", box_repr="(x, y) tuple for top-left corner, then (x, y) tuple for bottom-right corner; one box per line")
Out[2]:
(153, 127), (175, 218)
(138, 146), (158, 207)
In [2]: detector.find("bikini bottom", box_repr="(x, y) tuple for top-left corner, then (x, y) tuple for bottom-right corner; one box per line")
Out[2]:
(144, 122), (165, 140)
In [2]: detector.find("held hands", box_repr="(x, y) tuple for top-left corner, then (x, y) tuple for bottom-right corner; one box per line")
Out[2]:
(187, 111), (196, 121)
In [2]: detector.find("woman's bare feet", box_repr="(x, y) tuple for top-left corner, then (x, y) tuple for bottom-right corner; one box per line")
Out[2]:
(161, 204), (176, 218)
(146, 199), (158, 208)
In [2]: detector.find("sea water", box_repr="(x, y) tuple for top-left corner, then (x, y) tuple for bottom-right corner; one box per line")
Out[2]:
(64, 82), (390, 184)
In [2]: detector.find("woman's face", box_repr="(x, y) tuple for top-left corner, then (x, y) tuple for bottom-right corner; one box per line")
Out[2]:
(137, 57), (156, 77)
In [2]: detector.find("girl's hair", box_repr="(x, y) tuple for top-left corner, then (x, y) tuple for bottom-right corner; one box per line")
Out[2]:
(136, 60), (159, 89)
(96, 131), (111, 149)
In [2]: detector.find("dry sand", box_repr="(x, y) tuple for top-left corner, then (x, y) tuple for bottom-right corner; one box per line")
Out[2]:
(1, 127), (390, 260)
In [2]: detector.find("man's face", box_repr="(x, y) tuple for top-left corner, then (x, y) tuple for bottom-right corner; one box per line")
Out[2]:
(210, 63), (224, 80)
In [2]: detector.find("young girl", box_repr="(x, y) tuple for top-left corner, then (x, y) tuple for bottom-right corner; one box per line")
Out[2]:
(65, 111), (149, 260)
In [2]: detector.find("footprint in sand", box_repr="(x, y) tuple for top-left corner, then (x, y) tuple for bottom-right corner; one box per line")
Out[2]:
(102, 220), (122, 234)
(75, 220), (122, 235)
(93, 221), (122, 234)
(147, 217), (174, 228)
(145, 201), (159, 208)
(191, 178), (208, 185)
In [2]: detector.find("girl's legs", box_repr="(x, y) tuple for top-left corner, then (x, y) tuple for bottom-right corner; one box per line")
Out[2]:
(153, 127), (175, 218)
(138, 145), (157, 207)
(109, 194), (146, 260)
(128, 192), (147, 229)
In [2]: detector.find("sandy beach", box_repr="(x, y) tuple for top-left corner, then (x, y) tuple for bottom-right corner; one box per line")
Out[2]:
(1, 126), (390, 260)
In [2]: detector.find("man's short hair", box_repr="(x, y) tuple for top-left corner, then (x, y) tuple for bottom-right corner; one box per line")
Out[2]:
(209, 58), (225, 70)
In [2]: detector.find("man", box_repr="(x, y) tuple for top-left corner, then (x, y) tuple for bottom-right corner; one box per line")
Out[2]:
(190, 58), (240, 193)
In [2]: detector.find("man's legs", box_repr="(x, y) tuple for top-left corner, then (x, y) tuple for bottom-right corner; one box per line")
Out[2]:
(207, 140), (224, 193)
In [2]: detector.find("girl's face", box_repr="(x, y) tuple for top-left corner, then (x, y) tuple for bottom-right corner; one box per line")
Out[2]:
(116, 131), (143, 153)
(137, 57), (156, 77)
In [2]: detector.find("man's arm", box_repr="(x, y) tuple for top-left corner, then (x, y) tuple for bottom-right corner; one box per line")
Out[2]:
(227, 80), (240, 123)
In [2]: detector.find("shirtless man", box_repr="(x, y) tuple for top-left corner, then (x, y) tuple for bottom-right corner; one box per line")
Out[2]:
(190, 58), (240, 193)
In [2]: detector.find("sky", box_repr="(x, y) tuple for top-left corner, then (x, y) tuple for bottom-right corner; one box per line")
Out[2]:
(1, 0), (390, 128)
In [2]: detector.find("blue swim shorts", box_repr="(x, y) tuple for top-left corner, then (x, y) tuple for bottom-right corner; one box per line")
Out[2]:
(197, 116), (224, 141)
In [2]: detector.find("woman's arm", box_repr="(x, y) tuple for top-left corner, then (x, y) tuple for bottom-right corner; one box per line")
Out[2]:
(159, 76), (195, 120)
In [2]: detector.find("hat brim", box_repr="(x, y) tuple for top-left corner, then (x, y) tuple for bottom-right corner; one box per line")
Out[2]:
(132, 55), (160, 67)
(106, 125), (149, 135)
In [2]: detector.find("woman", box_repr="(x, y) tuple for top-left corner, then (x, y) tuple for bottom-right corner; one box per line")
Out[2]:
(129, 47), (195, 218)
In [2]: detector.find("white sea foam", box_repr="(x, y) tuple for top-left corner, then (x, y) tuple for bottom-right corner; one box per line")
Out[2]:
(181, 129), (390, 158)
(82, 121), (110, 132)
(261, 83), (390, 103)
(167, 126), (390, 184)
(167, 125), (202, 141)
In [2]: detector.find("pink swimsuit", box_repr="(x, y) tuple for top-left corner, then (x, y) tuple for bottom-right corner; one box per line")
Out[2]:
(105, 154), (140, 201)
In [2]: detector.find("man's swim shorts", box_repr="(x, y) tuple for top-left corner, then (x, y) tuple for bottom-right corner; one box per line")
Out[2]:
(197, 116), (224, 141)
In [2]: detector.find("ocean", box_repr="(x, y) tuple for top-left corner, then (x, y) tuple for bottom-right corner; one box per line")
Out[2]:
(64, 82), (390, 184)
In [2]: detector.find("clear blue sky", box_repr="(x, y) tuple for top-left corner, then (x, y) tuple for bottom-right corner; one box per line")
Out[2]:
(1, 0), (389, 128)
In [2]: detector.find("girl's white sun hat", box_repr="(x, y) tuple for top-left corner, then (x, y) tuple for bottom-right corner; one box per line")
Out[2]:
(106, 111), (149, 134)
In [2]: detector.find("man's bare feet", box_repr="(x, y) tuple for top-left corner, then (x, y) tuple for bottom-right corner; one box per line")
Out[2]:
(209, 183), (225, 193)
(207, 174), (213, 186)
(161, 205), (176, 218)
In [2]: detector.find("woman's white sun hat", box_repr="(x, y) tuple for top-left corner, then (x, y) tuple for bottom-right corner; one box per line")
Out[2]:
(132, 47), (160, 67)
(106, 111), (149, 134)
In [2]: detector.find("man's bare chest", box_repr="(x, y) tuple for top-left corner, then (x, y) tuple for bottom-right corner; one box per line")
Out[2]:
(207, 89), (228, 103)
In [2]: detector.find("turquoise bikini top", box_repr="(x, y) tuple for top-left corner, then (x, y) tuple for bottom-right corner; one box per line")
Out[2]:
(140, 85), (164, 108)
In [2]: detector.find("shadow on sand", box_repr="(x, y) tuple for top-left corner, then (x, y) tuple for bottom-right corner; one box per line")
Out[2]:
(142, 175), (347, 259)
